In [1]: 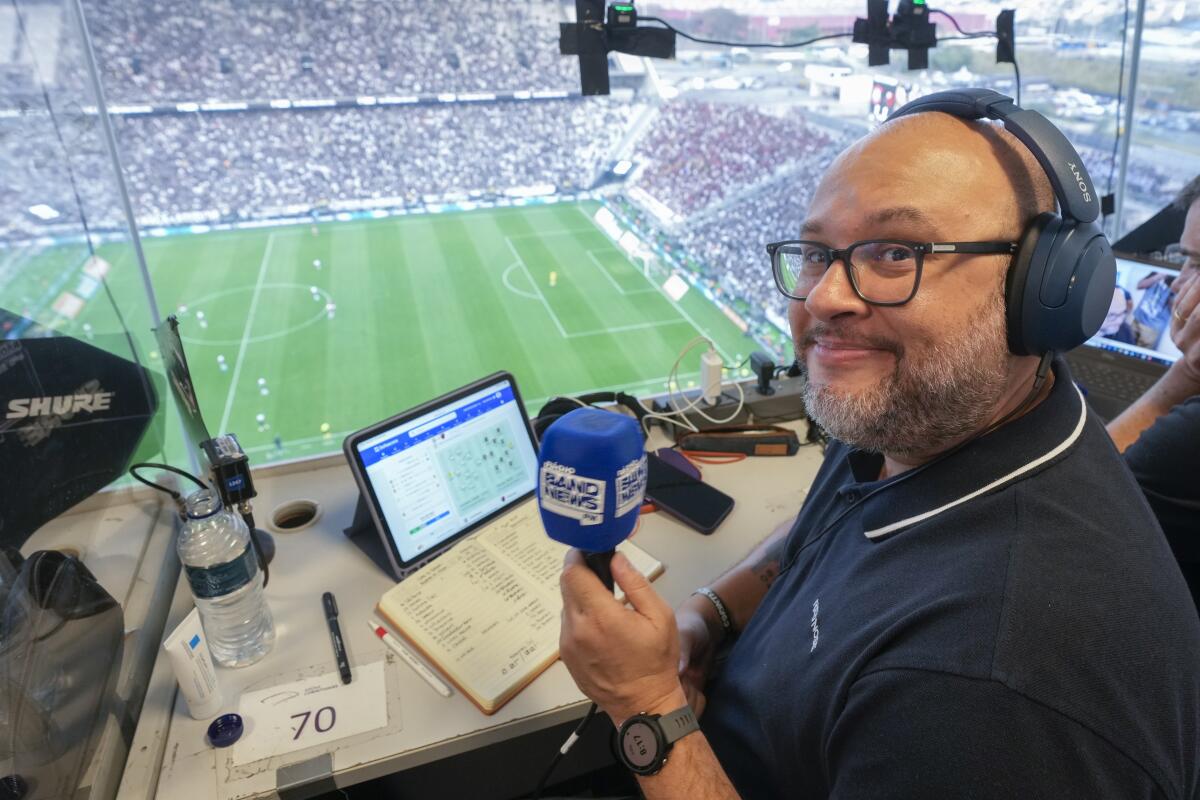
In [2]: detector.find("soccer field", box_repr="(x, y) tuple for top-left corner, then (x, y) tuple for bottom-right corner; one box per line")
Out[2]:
(12, 201), (757, 465)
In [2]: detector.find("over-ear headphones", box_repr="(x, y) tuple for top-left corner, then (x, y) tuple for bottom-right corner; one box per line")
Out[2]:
(889, 88), (1116, 356)
(532, 391), (648, 441)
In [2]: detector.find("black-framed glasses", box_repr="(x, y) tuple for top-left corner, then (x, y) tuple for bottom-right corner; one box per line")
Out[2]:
(766, 239), (1018, 306)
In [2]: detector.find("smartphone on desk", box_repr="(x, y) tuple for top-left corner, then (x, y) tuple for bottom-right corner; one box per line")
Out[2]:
(645, 453), (735, 535)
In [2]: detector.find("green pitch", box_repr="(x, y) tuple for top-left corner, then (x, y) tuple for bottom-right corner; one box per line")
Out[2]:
(9, 201), (758, 466)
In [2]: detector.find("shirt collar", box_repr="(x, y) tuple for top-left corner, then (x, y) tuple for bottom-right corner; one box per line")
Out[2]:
(850, 358), (1088, 539)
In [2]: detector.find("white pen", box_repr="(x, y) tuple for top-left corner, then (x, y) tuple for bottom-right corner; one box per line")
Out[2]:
(367, 620), (453, 698)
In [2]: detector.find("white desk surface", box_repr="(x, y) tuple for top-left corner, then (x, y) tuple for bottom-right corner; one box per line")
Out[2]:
(121, 427), (824, 800)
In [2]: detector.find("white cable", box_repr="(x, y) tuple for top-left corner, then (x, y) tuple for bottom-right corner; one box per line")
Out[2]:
(638, 336), (746, 436)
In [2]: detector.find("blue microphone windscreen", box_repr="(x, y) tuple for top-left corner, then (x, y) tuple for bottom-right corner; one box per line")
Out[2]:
(537, 407), (646, 552)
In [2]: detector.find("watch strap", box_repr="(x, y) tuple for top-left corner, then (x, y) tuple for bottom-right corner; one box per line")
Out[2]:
(658, 704), (699, 746)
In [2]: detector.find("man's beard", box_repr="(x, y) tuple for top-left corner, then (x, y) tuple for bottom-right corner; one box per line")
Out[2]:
(798, 293), (1012, 458)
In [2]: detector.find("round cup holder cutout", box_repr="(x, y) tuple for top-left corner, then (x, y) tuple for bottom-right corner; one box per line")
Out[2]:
(270, 500), (321, 533)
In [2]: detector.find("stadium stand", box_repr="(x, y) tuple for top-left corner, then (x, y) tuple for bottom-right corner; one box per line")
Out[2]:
(0, 99), (636, 235)
(81, 0), (578, 102)
(632, 102), (836, 218)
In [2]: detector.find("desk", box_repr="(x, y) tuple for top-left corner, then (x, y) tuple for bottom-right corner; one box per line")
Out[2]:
(119, 425), (824, 800)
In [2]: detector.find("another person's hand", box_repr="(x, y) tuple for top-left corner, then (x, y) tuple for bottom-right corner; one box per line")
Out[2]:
(1169, 271), (1200, 387)
(676, 599), (725, 717)
(559, 550), (686, 723)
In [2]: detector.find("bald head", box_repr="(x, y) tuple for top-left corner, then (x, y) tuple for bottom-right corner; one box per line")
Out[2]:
(814, 112), (1056, 245)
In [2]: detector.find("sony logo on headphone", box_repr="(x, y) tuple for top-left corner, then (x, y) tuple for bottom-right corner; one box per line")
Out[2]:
(1067, 162), (1093, 203)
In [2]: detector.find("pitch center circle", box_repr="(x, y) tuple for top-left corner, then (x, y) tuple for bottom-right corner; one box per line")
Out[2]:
(177, 283), (334, 346)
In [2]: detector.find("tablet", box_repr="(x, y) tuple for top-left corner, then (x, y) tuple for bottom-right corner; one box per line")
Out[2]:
(342, 372), (541, 578)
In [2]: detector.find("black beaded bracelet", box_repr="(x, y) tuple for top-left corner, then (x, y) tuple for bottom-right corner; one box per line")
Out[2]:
(693, 587), (733, 633)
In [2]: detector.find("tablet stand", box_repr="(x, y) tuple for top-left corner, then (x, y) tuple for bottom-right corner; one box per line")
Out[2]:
(342, 494), (398, 579)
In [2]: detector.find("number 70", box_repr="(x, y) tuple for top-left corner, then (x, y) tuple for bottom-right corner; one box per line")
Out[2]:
(291, 706), (336, 739)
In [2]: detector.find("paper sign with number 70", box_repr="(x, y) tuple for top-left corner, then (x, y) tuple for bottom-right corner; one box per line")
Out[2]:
(232, 661), (387, 766)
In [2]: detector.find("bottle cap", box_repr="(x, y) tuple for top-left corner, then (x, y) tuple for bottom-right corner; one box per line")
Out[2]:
(0, 775), (27, 800)
(207, 713), (244, 748)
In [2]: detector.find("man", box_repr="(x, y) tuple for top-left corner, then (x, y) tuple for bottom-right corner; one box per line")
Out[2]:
(558, 112), (1200, 798)
(1109, 175), (1200, 613)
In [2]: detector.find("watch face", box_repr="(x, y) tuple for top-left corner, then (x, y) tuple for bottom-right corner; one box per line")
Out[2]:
(621, 720), (660, 770)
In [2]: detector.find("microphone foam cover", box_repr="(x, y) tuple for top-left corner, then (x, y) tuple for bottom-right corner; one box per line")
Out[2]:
(537, 407), (647, 552)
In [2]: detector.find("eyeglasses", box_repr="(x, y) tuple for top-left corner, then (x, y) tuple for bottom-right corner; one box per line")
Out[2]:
(766, 239), (1018, 306)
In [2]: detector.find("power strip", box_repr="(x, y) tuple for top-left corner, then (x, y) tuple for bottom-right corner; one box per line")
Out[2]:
(645, 373), (807, 433)
(647, 391), (752, 433)
(743, 375), (806, 423)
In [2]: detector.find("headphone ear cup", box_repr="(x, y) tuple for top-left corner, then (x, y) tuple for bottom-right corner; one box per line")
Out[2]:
(1006, 214), (1116, 356)
(1006, 213), (1056, 356)
(533, 398), (579, 441)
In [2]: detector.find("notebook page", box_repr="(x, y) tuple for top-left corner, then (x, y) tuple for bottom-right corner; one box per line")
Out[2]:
(477, 499), (664, 603)
(377, 535), (559, 707)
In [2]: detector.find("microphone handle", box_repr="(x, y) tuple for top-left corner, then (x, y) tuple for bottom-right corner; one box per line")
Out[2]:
(583, 549), (616, 593)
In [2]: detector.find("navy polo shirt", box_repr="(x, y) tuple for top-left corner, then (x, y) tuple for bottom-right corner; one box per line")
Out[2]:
(1124, 396), (1200, 615)
(701, 360), (1200, 799)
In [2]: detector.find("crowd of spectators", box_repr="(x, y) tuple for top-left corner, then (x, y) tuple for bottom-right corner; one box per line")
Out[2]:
(0, 98), (635, 234)
(80, 0), (578, 102)
(633, 101), (835, 218)
(1076, 143), (1182, 213)
(674, 138), (850, 326)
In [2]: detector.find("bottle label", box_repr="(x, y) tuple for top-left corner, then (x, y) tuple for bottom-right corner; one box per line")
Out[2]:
(185, 546), (258, 599)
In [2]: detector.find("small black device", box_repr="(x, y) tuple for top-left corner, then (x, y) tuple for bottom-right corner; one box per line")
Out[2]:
(644, 453), (734, 535)
(853, 0), (938, 69)
(322, 591), (351, 684)
(560, 0), (675, 95)
(749, 351), (776, 396)
(616, 705), (700, 776)
(889, 89), (1116, 356)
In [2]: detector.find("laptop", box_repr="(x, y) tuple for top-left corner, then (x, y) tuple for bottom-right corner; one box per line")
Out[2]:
(1065, 254), (1184, 421)
(343, 372), (541, 580)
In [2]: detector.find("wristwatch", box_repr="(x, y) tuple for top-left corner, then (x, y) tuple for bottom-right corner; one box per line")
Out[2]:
(616, 704), (699, 776)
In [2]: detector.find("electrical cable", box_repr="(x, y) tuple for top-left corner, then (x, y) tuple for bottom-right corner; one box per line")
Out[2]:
(928, 9), (1019, 104)
(639, 17), (854, 49)
(129, 462), (209, 501)
(637, 337), (746, 437)
(928, 9), (994, 38)
(1108, 0), (1131, 197)
(531, 702), (602, 799)
(129, 461), (270, 586)
(1011, 55), (1021, 106)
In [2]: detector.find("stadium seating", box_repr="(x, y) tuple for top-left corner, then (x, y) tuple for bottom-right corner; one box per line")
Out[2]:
(634, 102), (835, 217)
(80, 0), (578, 102)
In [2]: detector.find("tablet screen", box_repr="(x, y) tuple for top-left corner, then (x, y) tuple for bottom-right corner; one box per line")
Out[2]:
(354, 378), (538, 564)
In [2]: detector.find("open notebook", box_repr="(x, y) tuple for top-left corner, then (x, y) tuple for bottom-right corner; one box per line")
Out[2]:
(376, 499), (663, 715)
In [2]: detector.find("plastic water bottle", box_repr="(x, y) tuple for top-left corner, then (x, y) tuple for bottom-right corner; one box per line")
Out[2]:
(178, 489), (276, 667)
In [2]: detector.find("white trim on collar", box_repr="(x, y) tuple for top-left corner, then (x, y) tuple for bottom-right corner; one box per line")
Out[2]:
(863, 385), (1089, 540)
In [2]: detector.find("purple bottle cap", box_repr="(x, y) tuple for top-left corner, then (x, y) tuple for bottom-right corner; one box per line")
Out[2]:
(207, 713), (244, 748)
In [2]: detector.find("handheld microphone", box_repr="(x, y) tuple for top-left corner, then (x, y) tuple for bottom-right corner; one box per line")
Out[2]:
(536, 407), (647, 591)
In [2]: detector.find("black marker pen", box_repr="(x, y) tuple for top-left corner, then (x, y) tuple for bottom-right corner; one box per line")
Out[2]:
(323, 591), (352, 684)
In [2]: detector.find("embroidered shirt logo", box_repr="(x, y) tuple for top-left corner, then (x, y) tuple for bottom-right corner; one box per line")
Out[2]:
(810, 598), (820, 652)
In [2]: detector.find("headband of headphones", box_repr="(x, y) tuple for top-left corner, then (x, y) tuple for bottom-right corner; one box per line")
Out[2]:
(888, 88), (1100, 224)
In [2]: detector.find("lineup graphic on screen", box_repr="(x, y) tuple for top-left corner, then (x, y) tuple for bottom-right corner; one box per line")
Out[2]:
(357, 381), (538, 563)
